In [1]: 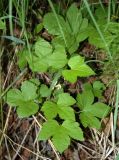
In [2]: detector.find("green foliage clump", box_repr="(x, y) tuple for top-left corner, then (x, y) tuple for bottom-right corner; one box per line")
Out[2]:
(6, 80), (39, 118)
(5, 3), (112, 154)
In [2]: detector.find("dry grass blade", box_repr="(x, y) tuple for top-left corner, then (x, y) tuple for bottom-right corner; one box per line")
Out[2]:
(0, 130), (51, 160)
(0, 106), (11, 146)
(12, 120), (35, 160)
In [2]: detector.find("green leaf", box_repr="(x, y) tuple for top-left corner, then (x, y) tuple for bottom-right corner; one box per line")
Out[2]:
(79, 102), (110, 129)
(77, 90), (94, 110)
(62, 120), (84, 140)
(28, 55), (48, 72)
(62, 55), (95, 83)
(76, 64), (95, 77)
(21, 81), (37, 101)
(38, 120), (59, 140)
(80, 112), (101, 129)
(66, 34), (79, 54)
(68, 56), (95, 76)
(48, 46), (67, 69)
(66, 3), (82, 34)
(29, 78), (40, 86)
(62, 70), (79, 83)
(57, 93), (76, 106)
(43, 6), (88, 55)
(52, 33), (79, 54)
(52, 126), (70, 153)
(41, 101), (58, 119)
(91, 102), (110, 118)
(93, 81), (105, 98)
(95, 6), (107, 22)
(17, 101), (39, 118)
(40, 84), (51, 97)
(0, 20), (6, 30)
(6, 89), (23, 106)
(77, 29), (89, 43)
(88, 25), (114, 50)
(80, 18), (88, 30)
(42, 98), (76, 121)
(38, 120), (84, 153)
(58, 106), (75, 121)
(83, 83), (92, 91)
(28, 38), (53, 72)
(6, 80), (40, 118)
(68, 55), (84, 70)
(77, 83), (111, 129)
(35, 38), (52, 58)
(2, 36), (25, 45)
(34, 23), (43, 34)
(43, 12), (67, 35)
(28, 38), (68, 72)
(18, 49), (28, 69)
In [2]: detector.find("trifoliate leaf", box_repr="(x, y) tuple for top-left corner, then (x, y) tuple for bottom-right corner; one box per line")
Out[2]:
(57, 93), (76, 106)
(6, 80), (39, 118)
(28, 38), (68, 72)
(77, 94), (110, 117)
(62, 120), (84, 140)
(52, 126), (70, 153)
(77, 83), (111, 129)
(43, 12), (67, 35)
(41, 101), (58, 119)
(58, 106), (75, 121)
(43, 5), (88, 55)
(40, 84), (51, 97)
(78, 100), (110, 129)
(38, 120), (84, 153)
(6, 89), (23, 106)
(48, 46), (67, 69)
(38, 120), (59, 140)
(17, 101), (39, 118)
(21, 81), (37, 101)
(41, 100), (76, 121)
(80, 112), (101, 129)
(68, 56), (95, 76)
(77, 90), (94, 110)
(62, 55), (95, 83)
